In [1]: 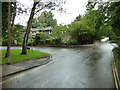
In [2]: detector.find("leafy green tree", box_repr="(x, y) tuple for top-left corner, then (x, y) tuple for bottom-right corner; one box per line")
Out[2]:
(69, 8), (102, 44)
(2, 2), (17, 64)
(21, 0), (66, 54)
(2, 2), (8, 40)
(87, 1), (120, 45)
(74, 15), (82, 21)
(12, 25), (24, 45)
(85, 1), (114, 40)
(51, 25), (69, 38)
(34, 32), (48, 45)
(21, 1), (39, 54)
(32, 11), (57, 28)
(108, 2), (120, 46)
(69, 21), (94, 45)
(2, 2), (17, 45)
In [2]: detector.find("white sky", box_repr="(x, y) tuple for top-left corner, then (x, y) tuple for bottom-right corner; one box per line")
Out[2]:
(15, 0), (88, 26)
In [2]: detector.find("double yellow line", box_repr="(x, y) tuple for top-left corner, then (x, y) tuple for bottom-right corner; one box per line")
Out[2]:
(112, 58), (120, 89)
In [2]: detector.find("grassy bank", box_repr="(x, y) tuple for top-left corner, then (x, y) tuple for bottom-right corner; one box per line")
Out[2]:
(0, 49), (50, 64)
(113, 47), (120, 68)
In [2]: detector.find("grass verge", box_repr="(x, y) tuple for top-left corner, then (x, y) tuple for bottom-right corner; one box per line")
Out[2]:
(113, 47), (120, 68)
(113, 47), (120, 88)
(0, 49), (50, 64)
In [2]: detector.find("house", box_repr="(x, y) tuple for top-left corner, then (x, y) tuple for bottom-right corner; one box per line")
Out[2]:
(30, 27), (53, 38)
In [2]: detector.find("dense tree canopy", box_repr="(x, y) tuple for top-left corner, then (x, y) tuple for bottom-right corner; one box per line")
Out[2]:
(32, 11), (57, 28)
(51, 25), (68, 38)
(74, 15), (82, 21)
(108, 2), (120, 46)
(68, 1), (119, 45)
(2, 0), (120, 47)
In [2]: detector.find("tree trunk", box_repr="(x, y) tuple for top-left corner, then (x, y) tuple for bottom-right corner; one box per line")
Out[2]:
(21, 2), (38, 54)
(5, 2), (11, 64)
(11, 2), (16, 30)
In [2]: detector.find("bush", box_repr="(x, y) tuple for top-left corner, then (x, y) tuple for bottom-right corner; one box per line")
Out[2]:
(34, 32), (48, 45)
(113, 47), (120, 68)
(65, 39), (78, 45)
(45, 39), (51, 45)
(28, 39), (35, 46)
(113, 47), (120, 55)
(17, 41), (22, 46)
(111, 40), (118, 43)
(53, 37), (62, 46)
(2, 38), (7, 46)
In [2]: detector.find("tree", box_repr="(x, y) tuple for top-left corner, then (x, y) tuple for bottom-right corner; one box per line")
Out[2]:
(51, 25), (68, 38)
(108, 2), (120, 46)
(32, 11), (57, 28)
(84, 1), (114, 40)
(12, 24), (24, 45)
(74, 15), (82, 21)
(21, 1), (39, 54)
(5, 2), (11, 64)
(21, 0), (66, 54)
(69, 20), (95, 45)
(5, 2), (17, 60)
(34, 32), (48, 45)
(86, 1), (120, 43)
(2, 1), (27, 46)
(2, 2), (8, 42)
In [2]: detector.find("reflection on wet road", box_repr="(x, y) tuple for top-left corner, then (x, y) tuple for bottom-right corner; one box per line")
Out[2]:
(2, 42), (115, 88)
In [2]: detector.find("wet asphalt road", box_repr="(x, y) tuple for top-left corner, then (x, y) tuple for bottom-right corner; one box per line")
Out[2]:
(2, 42), (115, 88)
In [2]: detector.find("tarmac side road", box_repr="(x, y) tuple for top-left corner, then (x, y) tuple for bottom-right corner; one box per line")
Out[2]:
(1, 42), (115, 88)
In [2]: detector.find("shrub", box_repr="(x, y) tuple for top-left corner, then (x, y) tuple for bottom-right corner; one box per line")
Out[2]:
(17, 41), (22, 46)
(28, 39), (35, 46)
(2, 38), (7, 46)
(65, 39), (78, 45)
(53, 37), (62, 46)
(45, 39), (51, 45)
(113, 47), (120, 68)
(34, 32), (48, 45)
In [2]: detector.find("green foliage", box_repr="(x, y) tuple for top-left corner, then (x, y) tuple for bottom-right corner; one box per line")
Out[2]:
(17, 42), (23, 46)
(12, 25), (24, 45)
(36, 26), (44, 29)
(65, 39), (78, 45)
(28, 39), (35, 46)
(51, 25), (69, 38)
(2, 2), (9, 45)
(32, 11), (57, 28)
(86, 1), (120, 46)
(113, 47), (120, 68)
(2, 24), (24, 46)
(2, 2), (17, 43)
(108, 2), (120, 46)
(74, 15), (82, 21)
(69, 20), (94, 45)
(69, 9), (101, 45)
(34, 32), (48, 45)
(1, 49), (50, 64)
(2, 37), (8, 46)
(67, 1), (119, 45)
(52, 37), (63, 46)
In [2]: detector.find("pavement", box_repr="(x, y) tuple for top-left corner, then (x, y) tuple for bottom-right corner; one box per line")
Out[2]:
(0, 56), (52, 78)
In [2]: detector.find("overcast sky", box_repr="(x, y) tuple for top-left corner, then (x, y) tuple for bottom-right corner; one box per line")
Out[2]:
(15, 0), (88, 26)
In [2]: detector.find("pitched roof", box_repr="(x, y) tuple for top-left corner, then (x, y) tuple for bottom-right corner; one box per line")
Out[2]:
(31, 27), (53, 32)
